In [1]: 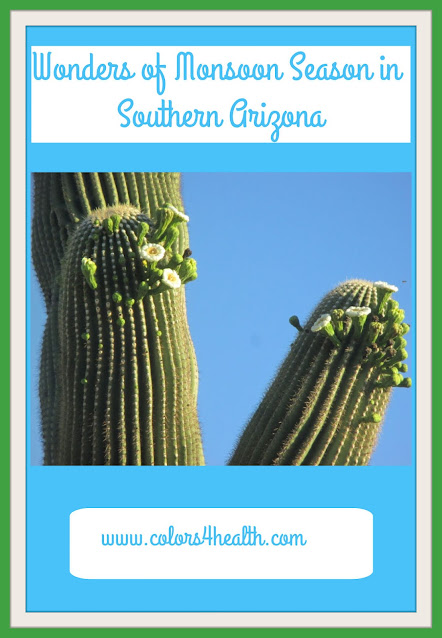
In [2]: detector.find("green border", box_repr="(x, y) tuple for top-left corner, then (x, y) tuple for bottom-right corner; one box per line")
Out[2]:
(5, 2), (436, 633)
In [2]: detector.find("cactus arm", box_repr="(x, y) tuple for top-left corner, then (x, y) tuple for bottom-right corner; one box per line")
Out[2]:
(229, 280), (410, 466)
(230, 285), (365, 465)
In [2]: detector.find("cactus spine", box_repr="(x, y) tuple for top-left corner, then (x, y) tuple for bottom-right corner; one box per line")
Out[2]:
(229, 280), (411, 466)
(32, 173), (204, 465)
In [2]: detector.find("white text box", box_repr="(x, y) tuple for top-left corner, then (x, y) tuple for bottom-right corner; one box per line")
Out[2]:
(32, 46), (410, 143)
(70, 507), (373, 579)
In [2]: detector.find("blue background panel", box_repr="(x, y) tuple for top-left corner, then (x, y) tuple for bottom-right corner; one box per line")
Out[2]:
(26, 24), (416, 613)
(27, 467), (415, 612)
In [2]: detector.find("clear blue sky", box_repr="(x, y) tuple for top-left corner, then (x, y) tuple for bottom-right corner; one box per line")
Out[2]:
(31, 172), (412, 466)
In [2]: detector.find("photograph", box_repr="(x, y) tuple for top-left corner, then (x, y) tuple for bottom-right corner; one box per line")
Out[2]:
(31, 171), (412, 467)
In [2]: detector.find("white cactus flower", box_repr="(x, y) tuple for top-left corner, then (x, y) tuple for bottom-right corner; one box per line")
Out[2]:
(162, 268), (181, 289)
(140, 243), (165, 262)
(345, 306), (372, 318)
(311, 314), (332, 332)
(373, 281), (398, 293)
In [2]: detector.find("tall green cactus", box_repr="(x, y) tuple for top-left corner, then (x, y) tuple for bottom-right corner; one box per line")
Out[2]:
(32, 173), (204, 465)
(229, 279), (411, 466)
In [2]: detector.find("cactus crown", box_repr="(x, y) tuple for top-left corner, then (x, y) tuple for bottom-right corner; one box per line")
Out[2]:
(77, 203), (197, 303)
(304, 281), (410, 386)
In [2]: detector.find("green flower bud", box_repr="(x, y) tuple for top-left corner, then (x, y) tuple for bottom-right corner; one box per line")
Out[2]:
(151, 206), (175, 241)
(385, 309), (406, 334)
(110, 214), (122, 232)
(137, 221), (150, 247)
(389, 323), (403, 338)
(368, 321), (384, 344)
(136, 281), (150, 302)
(331, 309), (345, 337)
(148, 268), (163, 286)
(179, 257), (198, 283)
(168, 253), (184, 270)
(386, 347), (408, 368)
(81, 257), (98, 290)
(387, 299), (400, 313)
(102, 218), (114, 235)
(163, 224), (180, 250)
(401, 323), (411, 335)
(376, 372), (403, 388)
(289, 315), (304, 332)
(361, 413), (382, 424)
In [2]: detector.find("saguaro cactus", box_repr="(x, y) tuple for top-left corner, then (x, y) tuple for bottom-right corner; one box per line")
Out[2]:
(229, 279), (411, 466)
(33, 173), (204, 465)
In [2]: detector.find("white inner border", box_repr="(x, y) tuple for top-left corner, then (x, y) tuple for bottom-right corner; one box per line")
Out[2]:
(10, 10), (432, 629)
